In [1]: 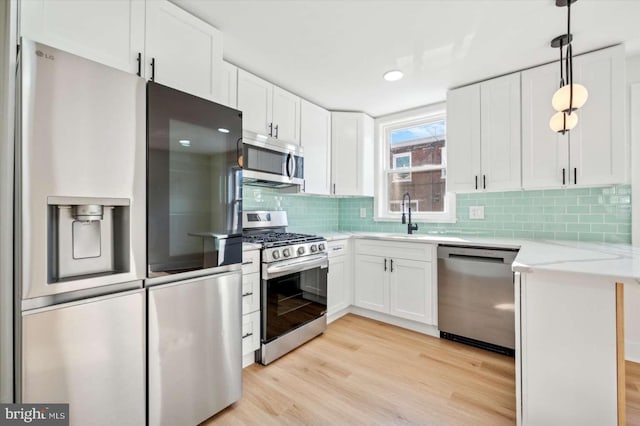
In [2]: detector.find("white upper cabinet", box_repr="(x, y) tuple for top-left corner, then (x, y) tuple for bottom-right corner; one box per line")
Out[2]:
(446, 84), (481, 192)
(300, 100), (331, 195)
(447, 73), (521, 192)
(20, 0), (225, 102)
(569, 45), (627, 186)
(20, 0), (145, 75)
(145, 0), (223, 101)
(237, 69), (301, 143)
(331, 112), (374, 196)
(237, 70), (273, 135)
(522, 61), (570, 189)
(272, 87), (301, 142)
(480, 73), (522, 191)
(220, 61), (238, 109)
(522, 45), (627, 189)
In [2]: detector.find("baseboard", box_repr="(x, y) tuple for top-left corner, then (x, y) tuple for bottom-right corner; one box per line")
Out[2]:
(349, 306), (440, 338)
(327, 307), (350, 324)
(626, 341), (640, 363)
(242, 352), (256, 368)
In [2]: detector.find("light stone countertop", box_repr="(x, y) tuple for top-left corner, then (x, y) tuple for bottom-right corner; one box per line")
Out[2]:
(242, 242), (262, 251)
(318, 231), (640, 283)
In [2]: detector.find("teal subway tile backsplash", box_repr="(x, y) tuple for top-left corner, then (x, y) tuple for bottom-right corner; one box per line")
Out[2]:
(243, 186), (339, 233)
(242, 184), (631, 244)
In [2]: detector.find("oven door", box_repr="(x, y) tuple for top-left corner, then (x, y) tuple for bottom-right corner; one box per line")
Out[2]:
(262, 255), (328, 342)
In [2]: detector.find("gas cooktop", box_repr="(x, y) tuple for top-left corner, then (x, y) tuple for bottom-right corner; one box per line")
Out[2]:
(242, 232), (324, 248)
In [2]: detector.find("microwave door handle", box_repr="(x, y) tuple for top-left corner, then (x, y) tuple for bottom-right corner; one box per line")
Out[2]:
(289, 154), (296, 179)
(286, 153), (294, 178)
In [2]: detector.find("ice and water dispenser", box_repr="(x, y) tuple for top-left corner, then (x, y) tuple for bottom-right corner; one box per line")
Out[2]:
(47, 196), (131, 283)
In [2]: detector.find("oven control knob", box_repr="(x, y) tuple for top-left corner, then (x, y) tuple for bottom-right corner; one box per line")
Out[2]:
(318, 243), (326, 251)
(297, 247), (306, 255)
(310, 244), (318, 253)
(283, 248), (291, 258)
(272, 250), (280, 260)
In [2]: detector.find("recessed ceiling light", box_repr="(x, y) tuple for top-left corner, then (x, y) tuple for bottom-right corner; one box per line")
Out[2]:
(383, 70), (404, 82)
(179, 139), (191, 147)
(218, 128), (230, 134)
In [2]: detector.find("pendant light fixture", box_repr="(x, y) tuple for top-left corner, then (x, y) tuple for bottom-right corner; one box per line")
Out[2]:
(549, 0), (588, 134)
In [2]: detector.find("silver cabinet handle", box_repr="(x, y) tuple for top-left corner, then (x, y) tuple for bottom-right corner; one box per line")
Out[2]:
(241, 260), (254, 265)
(274, 124), (279, 139)
(242, 332), (253, 339)
(242, 292), (253, 297)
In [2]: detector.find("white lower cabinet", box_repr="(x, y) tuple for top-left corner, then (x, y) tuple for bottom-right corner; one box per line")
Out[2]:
(354, 239), (435, 325)
(327, 239), (352, 320)
(516, 270), (620, 425)
(242, 249), (261, 365)
(389, 258), (433, 323)
(241, 311), (261, 356)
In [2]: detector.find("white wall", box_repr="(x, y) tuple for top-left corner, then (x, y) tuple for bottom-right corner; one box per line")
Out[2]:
(626, 54), (640, 362)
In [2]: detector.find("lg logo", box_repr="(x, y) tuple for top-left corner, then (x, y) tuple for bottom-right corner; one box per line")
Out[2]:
(35, 50), (54, 60)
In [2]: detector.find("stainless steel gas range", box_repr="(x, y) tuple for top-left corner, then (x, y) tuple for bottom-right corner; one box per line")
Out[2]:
(243, 211), (328, 365)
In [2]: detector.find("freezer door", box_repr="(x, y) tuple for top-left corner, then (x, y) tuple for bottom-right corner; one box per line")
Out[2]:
(148, 270), (242, 426)
(21, 289), (146, 426)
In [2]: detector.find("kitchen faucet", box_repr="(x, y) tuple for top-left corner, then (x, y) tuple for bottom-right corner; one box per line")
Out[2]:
(401, 192), (418, 235)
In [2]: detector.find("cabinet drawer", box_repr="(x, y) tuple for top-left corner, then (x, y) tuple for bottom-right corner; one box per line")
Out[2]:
(242, 250), (260, 274)
(242, 272), (260, 315)
(355, 239), (434, 262)
(327, 239), (350, 258)
(242, 311), (261, 355)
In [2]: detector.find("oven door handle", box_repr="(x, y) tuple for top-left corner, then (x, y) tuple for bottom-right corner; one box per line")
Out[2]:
(264, 255), (328, 280)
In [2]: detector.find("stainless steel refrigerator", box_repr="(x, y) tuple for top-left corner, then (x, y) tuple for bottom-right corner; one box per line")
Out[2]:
(15, 39), (146, 425)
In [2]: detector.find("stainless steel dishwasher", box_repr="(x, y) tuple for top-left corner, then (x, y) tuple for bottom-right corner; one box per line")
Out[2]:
(437, 245), (519, 356)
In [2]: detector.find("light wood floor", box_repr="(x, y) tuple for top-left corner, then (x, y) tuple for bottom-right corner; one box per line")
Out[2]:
(204, 314), (640, 425)
(629, 360), (640, 425)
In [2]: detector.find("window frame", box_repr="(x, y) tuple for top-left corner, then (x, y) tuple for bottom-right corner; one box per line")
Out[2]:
(374, 103), (456, 223)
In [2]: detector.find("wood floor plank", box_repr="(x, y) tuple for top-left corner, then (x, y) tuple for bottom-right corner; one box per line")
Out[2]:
(203, 314), (640, 425)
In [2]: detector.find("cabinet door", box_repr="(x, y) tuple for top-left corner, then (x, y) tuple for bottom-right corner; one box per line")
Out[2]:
(331, 112), (374, 196)
(220, 61), (238, 109)
(242, 311), (261, 355)
(569, 45), (627, 186)
(145, 0), (223, 101)
(446, 84), (481, 192)
(242, 272), (260, 315)
(237, 69), (273, 136)
(522, 62), (570, 189)
(20, 0), (145, 75)
(328, 255), (349, 315)
(272, 86), (301, 143)
(354, 254), (388, 313)
(389, 258), (433, 324)
(301, 100), (332, 195)
(480, 73), (522, 191)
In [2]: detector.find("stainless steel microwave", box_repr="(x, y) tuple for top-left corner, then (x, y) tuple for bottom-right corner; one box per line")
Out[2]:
(242, 131), (304, 188)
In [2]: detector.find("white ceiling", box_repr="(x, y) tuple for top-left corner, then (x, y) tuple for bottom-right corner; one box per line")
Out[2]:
(173, 0), (640, 117)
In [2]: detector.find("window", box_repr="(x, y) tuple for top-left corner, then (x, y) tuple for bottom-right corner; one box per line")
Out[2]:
(375, 104), (455, 223)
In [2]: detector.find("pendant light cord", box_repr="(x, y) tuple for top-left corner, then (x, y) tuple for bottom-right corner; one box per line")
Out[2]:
(567, 0), (574, 115)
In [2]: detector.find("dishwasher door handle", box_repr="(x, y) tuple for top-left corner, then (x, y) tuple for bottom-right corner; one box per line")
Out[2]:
(448, 253), (506, 263)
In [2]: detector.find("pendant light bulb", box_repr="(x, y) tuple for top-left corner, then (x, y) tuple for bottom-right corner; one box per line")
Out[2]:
(549, 111), (578, 133)
(552, 83), (589, 112)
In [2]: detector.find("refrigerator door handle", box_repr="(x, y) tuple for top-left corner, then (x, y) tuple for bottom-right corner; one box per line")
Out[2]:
(22, 287), (144, 315)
